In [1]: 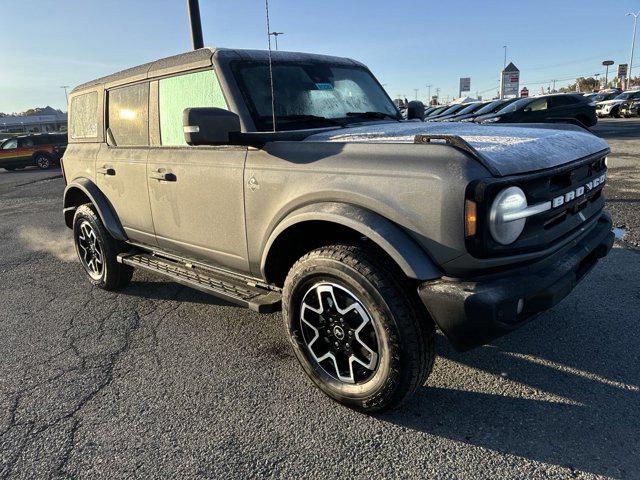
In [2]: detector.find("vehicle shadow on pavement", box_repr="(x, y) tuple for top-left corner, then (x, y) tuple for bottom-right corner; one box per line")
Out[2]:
(380, 247), (640, 478)
(0, 166), (60, 174)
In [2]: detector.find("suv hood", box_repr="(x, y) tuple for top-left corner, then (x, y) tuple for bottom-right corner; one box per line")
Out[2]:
(304, 121), (609, 176)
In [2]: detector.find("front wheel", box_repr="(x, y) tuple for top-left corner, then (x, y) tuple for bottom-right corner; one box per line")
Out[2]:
(283, 244), (435, 412)
(72, 204), (133, 290)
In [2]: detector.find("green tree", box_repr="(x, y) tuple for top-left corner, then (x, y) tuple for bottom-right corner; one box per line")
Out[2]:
(576, 77), (599, 93)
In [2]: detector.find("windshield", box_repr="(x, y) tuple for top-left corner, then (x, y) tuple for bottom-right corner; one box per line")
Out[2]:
(231, 61), (400, 131)
(614, 91), (640, 100)
(457, 102), (485, 115)
(426, 106), (448, 116)
(475, 99), (508, 115)
(436, 104), (463, 116)
(495, 97), (532, 114)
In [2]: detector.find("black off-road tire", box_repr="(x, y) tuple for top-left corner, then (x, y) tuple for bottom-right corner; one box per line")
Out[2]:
(283, 244), (435, 412)
(35, 154), (51, 170)
(72, 204), (133, 290)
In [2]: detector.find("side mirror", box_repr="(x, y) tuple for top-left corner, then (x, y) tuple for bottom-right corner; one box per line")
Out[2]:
(183, 107), (241, 146)
(407, 101), (426, 121)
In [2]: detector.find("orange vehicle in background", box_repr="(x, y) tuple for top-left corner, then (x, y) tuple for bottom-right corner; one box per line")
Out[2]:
(0, 133), (67, 170)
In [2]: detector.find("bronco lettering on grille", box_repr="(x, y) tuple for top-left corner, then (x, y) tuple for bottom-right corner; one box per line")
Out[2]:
(551, 173), (606, 209)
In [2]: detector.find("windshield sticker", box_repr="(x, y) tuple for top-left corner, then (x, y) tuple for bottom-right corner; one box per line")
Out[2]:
(315, 83), (334, 90)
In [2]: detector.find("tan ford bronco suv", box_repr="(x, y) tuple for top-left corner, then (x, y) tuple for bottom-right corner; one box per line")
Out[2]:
(62, 48), (613, 411)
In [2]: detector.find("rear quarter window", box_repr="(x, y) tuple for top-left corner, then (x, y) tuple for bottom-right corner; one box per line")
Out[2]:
(70, 92), (99, 140)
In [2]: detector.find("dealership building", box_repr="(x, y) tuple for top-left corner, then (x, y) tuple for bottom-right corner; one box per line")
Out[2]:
(0, 107), (67, 134)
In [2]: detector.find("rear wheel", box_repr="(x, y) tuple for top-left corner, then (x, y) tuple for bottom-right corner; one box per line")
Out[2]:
(35, 154), (51, 169)
(73, 204), (133, 290)
(283, 244), (435, 412)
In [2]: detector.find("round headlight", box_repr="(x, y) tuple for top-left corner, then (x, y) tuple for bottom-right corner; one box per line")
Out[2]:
(489, 186), (527, 245)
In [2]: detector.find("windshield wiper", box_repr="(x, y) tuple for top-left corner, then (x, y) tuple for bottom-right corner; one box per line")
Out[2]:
(271, 114), (346, 127)
(346, 111), (401, 121)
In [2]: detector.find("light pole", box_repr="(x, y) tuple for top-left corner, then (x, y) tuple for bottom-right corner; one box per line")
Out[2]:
(602, 60), (614, 88)
(413, 89), (419, 100)
(426, 84), (432, 104)
(627, 12), (640, 86)
(60, 86), (69, 106)
(503, 45), (507, 68)
(269, 31), (284, 50)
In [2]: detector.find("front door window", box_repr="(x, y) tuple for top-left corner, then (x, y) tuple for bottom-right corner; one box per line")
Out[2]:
(2, 139), (17, 150)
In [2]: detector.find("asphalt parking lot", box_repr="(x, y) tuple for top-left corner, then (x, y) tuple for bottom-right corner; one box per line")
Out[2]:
(1, 120), (639, 479)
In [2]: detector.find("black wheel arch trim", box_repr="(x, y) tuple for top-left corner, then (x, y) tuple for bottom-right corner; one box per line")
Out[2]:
(63, 178), (127, 241)
(32, 150), (60, 164)
(260, 202), (442, 281)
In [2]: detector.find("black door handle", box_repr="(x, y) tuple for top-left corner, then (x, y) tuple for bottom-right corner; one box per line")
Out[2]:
(97, 166), (115, 176)
(149, 170), (176, 182)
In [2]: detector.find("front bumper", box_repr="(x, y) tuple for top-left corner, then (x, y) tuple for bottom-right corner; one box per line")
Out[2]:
(418, 212), (614, 352)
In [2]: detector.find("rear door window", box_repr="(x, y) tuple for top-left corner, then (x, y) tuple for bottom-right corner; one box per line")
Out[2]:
(158, 70), (227, 146)
(108, 83), (150, 146)
(550, 96), (579, 108)
(70, 92), (99, 139)
(524, 98), (548, 111)
(33, 136), (51, 146)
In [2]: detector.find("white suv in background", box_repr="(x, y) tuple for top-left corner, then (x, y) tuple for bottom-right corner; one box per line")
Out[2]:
(596, 89), (640, 118)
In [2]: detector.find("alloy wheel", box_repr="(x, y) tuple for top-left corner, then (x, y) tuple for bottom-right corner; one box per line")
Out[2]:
(299, 282), (380, 384)
(76, 220), (104, 280)
(36, 156), (50, 169)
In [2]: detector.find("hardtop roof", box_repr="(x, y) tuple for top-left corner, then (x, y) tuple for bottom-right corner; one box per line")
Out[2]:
(71, 47), (363, 94)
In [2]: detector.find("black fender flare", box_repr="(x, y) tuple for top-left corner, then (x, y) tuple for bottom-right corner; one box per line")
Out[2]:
(260, 202), (442, 281)
(31, 150), (56, 166)
(63, 178), (127, 241)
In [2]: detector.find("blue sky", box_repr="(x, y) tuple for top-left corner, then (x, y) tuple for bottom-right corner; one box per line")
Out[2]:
(2, 0), (640, 112)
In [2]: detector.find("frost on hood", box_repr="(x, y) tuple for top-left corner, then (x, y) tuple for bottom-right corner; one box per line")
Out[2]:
(304, 121), (609, 176)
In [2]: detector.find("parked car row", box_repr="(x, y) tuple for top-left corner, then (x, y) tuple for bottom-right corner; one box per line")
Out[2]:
(595, 88), (640, 118)
(0, 132), (67, 171)
(620, 100), (640, 117)
(416, 93), (597, 128)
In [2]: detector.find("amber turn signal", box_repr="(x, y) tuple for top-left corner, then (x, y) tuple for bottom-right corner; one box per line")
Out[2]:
(465, 200), (477, 237)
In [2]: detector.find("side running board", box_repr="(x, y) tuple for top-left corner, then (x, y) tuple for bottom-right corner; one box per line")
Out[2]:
(117, 252), (281, 313)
